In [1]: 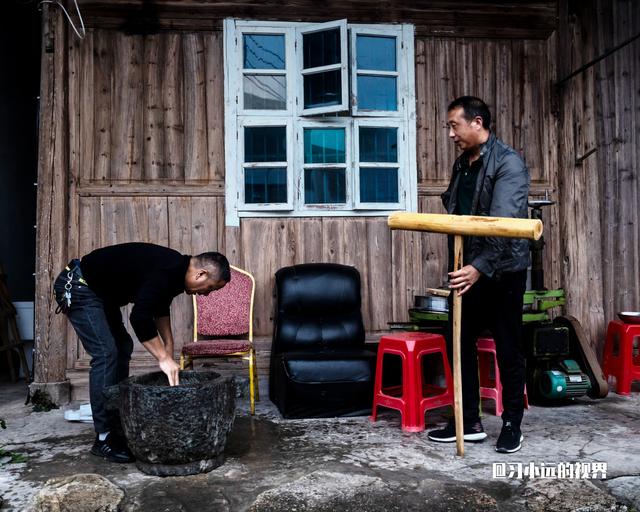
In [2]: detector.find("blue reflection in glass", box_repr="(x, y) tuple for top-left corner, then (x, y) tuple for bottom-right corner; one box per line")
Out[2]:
(245, 127), (286, 163)
(359, 127), (397, 163)
(360, 168), (398, 203)
(356, 35), (396, 71)
(304, 169), (346, 204)
(245, 168), (287, 203)
(304, 128), (345, 164)
(243, 34), (285, 70)
(357, 76), (397, 111)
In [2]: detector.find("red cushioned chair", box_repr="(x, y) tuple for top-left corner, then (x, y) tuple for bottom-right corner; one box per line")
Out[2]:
(180, 265), (258, 414)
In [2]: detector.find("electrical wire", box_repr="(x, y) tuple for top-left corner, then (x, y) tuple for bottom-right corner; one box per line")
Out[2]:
(39, 0), (85, 39)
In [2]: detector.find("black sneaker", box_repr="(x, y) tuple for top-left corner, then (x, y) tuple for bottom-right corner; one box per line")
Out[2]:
(427, 419), (487, 443)
(90, 434), (135, 463)
(495, 421), (523, 453)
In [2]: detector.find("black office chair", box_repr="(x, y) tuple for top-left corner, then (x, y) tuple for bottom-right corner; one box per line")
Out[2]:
(269, 263), (376, 418)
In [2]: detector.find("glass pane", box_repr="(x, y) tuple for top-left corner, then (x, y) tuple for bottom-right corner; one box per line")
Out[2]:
(357, 75), (397, 111)
(360, 167), (398, 203)
(244, 127), (286, 163)
(245, 168), (287, 204)
(303, 28), (340, 69)
(356, 35), (396, 71)
(304, 70), (341, 109)
(359, 127), (398, 162)
(304, 128), (345, 164)
(243, 34), (285, 70)
(243, 75), (286, 110)
(304, 168), (346, 204)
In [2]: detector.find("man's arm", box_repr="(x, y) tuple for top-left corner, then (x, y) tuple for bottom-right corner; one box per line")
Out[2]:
(141, 335), (180, 386)
(130, 278), (180, 386)
(470, 152), (530, 278)
(155, 316), (174, 360)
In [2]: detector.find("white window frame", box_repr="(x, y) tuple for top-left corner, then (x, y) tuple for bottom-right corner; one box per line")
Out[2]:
(350, 24), (405, 118)
(238, 26), (295, 116)
(237, 118), (294, 211)
(296, 19), (349, 116)
(224, 18), (417, 227)
(354, 119), (404, 210)
(298, 119), (352, 211)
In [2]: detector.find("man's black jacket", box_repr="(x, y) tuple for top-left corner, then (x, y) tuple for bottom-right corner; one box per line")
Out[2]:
(441, 132), (531, 278)
(80, 243), (190, 342)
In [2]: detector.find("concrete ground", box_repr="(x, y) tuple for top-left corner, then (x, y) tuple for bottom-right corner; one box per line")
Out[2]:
(1, 378), (639, 512)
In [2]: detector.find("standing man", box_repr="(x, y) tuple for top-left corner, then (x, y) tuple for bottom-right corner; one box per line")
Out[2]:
(53, 243), (230, 462)
(427, 96), (530, 453)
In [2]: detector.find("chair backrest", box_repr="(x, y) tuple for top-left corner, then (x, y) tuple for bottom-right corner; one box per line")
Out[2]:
(272, 263), (365, 353)
(193, 265), (255, 341)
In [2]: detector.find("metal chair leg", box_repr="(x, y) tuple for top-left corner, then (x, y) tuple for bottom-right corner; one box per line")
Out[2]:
(249, 350), (255, 415)
(252, 348), (259, 402)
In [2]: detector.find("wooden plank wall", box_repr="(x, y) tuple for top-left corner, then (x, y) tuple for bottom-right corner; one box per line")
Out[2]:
(61, 27), (559, 377)
(557, 0), (640, 355)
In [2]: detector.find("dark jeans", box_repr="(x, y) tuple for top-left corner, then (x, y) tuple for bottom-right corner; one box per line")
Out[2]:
(53, 263), (133, 434)
(446, 270), (527, 426)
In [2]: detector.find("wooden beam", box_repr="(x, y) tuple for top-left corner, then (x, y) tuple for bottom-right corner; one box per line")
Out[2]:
(388, 212), (543, 240)
(73, 0), (557, 39)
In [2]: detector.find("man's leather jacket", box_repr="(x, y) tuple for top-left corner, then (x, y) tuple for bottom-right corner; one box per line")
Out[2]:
(441, 132), (531, 279)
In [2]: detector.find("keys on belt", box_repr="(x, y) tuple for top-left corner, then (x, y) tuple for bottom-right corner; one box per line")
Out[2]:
(64, 259), (88, 286)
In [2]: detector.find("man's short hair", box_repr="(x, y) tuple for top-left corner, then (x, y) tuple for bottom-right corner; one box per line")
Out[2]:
(194, 252), (231, 282)
(448, 96), (491, 131)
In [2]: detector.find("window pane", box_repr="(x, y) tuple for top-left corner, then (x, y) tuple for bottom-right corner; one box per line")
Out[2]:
(243, 34), (285, 70)
(304, 128), (345, 164)
(357, 75), (397, 111)
(303, 28), (340, 69)
(304, 168), (346, 204)
(304, 70), (341, 109)
(245, 168), (287, 203)
(360, 167), (398, 203)
(356, 35), (396, 71)
(359, 127), (398, 162)
(243, 75), (286, 110)
(244, 127), (286, 163)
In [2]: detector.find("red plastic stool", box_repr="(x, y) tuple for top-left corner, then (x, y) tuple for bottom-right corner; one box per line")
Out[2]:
(477, 337), (529, 416)
(602, 320), (640, 395)
(370, 332), (454, 432)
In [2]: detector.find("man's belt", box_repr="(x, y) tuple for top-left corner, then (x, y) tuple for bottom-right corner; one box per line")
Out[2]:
(65, 259), (88, 286)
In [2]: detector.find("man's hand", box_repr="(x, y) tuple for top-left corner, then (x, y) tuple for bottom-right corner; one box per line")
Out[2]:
(142, 335), (180, 386)
(159, 355), (180, 386)
(448, 265), (481, 296)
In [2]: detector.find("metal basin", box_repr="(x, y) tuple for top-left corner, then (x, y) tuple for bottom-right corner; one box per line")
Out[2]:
(414, 294), (449, 313)
(618, 312), (640, 324)
(108, 370), (236, 476)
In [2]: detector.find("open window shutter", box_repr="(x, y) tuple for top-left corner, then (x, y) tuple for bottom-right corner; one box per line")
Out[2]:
(296, 19), (349, 116)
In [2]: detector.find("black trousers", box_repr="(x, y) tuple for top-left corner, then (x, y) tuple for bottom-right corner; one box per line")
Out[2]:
(446, 270), (527, 426)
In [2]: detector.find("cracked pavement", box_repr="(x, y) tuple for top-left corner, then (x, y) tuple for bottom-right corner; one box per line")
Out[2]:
(1, 380), (639, 511)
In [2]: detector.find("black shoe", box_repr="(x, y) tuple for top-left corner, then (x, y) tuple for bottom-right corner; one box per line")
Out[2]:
(495, 421), (523, 453)
(428, 419), (487, 443)
(90, 434), (135, 463)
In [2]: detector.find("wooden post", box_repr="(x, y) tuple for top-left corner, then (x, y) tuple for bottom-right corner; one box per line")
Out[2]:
(33, 6), (70, 398)
(452, 235), (464, 456)
(388, 212), (542, 457)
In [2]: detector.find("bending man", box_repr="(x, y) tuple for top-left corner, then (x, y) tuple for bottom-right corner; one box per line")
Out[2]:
(53, 243), (230, 462)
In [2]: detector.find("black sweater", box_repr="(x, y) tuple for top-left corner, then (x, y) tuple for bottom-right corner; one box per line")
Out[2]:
(80, 243), (191, 342)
